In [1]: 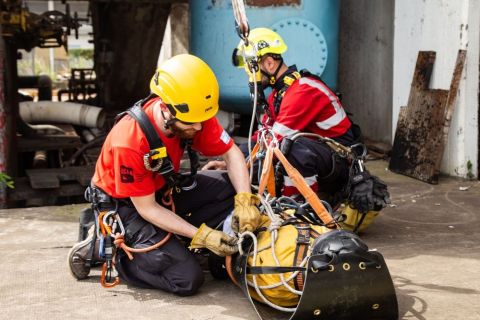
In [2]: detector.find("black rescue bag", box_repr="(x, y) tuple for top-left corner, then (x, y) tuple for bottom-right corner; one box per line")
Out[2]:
(233, 229), (398, 320)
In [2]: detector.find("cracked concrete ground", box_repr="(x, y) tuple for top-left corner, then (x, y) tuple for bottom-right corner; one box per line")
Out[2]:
(1, 160), (479, 320)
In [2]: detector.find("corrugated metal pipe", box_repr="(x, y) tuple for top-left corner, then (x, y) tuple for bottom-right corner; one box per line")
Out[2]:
(19, 101), (106, 128)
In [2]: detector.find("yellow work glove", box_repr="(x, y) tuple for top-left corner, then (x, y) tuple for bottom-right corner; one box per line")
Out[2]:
(190, 223), (238, 257)
(232, 192), (262, 233)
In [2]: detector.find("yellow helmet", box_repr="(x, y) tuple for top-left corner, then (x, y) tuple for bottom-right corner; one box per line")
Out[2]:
(150, 54), (219, 123)
(232, 27), (288, 68)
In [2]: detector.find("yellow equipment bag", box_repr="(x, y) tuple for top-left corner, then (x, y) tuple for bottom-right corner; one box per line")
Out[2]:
(339, 205), (379, 233)
(246, 216), (330, 307)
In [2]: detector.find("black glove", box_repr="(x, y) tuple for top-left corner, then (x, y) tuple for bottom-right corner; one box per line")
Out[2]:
(349, 171), (374, 214)
(372, 176), (391, 210)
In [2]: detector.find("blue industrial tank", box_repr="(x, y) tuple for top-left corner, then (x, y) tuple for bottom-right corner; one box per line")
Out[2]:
(189, 0), (340, 114)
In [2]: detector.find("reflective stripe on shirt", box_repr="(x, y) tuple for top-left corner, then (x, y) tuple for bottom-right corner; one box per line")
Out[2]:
(298, 77), (347, 130)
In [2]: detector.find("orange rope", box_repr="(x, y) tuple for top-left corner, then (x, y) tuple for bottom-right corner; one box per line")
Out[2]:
(113, 232), (172, 261)
(246, 142), (260, 169)
(273, 147), (338, 228)
(114, 188), (175, 260)
(225, 255), (239, 286)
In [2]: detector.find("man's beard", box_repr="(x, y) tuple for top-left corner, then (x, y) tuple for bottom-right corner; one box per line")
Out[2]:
(169, 123), (198, 139)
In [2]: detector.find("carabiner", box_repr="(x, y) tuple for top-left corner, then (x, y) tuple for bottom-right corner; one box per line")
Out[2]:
(100, 262), (120, 288)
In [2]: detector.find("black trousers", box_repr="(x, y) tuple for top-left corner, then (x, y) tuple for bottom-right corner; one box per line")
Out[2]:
(113, 170), (235, 296)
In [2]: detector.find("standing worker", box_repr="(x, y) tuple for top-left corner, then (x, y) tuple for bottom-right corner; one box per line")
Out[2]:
(68, 54), (261, 295)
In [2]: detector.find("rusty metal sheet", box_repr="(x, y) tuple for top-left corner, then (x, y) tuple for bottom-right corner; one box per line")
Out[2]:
(389, 50), (467, 184)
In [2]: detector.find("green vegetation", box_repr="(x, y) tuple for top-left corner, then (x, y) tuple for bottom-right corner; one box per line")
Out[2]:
(17, 48), (94, 80)
(466, 160), (474, 180)
(0, 172), (14, 189)
(68, 49), (94, 69)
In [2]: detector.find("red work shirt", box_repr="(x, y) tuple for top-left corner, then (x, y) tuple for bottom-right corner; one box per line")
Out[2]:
(261, 76), (351, 140)
(92, 97), (233, 198)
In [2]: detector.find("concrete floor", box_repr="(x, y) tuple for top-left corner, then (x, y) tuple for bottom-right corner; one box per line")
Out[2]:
(0, 160), (479, 320)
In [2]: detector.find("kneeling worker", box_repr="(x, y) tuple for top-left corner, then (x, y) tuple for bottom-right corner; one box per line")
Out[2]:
(68, 54), (261, 295)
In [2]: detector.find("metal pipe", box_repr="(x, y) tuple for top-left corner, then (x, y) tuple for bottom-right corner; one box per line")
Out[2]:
(18, 75), (53, 101)
(81, 129), (95, 142)
(19, 101), (106, 128)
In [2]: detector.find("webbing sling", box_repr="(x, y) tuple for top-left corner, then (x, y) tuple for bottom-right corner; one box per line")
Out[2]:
(293, 223), (310, 291)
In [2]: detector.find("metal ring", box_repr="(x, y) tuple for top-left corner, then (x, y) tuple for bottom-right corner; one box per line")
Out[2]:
(343, 263), (351, 271)
(359, 262), (366, 270)
(311, 267), (319, 273)
(313, 309), (321, 316)
(376, 264), (382, 269)
(328, 265), (334, 272)
(372, 303), (380, 310)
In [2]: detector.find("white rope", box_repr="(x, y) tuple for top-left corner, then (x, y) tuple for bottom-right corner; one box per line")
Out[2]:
(262, 197), (303, 296)
(246, 257), (308, 290)
(237, 196), (306, 312)
(232, 38), (308, 312)
(239, 229), (296, 313)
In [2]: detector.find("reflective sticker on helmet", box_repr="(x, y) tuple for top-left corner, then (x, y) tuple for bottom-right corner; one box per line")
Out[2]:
(256, 40), (270, 50)
(220, 129), (231, 145)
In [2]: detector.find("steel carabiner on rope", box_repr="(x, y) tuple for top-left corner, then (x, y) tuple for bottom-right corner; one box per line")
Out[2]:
(231, 0), (249, 44)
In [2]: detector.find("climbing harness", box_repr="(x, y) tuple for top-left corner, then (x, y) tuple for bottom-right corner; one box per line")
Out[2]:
(85, 185), (175, 289)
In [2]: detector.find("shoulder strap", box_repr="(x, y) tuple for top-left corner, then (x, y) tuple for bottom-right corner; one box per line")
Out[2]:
(127, 103), (163, 150)
(118, 98), (199, 189)
(273, 70), (301, 114)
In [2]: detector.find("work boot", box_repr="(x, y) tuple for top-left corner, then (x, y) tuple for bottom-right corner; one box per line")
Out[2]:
(67, 225), (104, 280)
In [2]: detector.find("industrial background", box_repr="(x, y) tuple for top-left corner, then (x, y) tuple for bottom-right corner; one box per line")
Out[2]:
(0, 0), (479, 208)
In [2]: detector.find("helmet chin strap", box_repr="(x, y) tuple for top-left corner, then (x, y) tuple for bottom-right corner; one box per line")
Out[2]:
(261, 57), (284, 87)
(160, 109), (178, 130)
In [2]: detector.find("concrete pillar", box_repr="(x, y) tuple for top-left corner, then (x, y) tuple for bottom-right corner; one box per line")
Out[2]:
(338, 0), (395, 144)
(158, 3), (189, 65)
